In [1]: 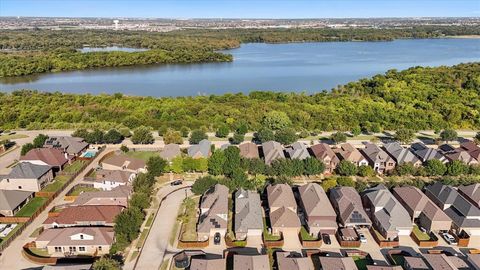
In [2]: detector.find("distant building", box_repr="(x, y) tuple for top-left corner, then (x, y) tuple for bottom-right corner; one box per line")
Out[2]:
(410, 142), (448, 164)
(43, 205), (123, 229)
(310, 143), (340, 173)
(92, 169), (136, 191)
(361, 143), (395, 174)
(0, 162), (53, 192)
(266, 184), (300, 235)
(160, 143), (181, 161)
(188, 139), (211, 159)
(261, 141), (285, 165)
(197, 184), (229, 240)
(329, 186), (372, 228)
(285, 142), (310, 160)
(0, 189), (34, 216)
(20, 148), (68, 171)
(239, 142), (259, 159)
(44, 136), (89, 157)
(458, 183), (480, 208)
(101, 154), (146, 173)
(383, 142), (421, 166)
(334, 143), (369, 167)
(298, 183), (338, 235)
(70, 185), (131, 208)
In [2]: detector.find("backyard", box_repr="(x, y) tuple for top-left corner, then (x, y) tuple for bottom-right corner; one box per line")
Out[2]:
(15, 197), (48, 217)
(263, 218), (282, 241)
(63, 160), (87, 174)
(125, 150), (160, 161)
(41, 175), (70, 193)
(300, 226), (319, 241)
(412, 225), (432, 241)
(68, 185), (99, 196)
(352, 256), (369, 270)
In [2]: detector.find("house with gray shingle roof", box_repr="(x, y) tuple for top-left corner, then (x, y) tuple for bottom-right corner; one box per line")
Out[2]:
(361, 143), (396, 174)
(160, 143), (181, 161)
(0, 189), (34, 216)
(239, 142), (259, 159)
(363, 184), (413, 240)
(233, 254), (269, 270)
(329, 186), (372, 228)
(234, 189), (263, 240)
(410, 142), (448, 164)
(188, 139), (211, 159)
(334, 143), (369, 167)
(276, 252), (314, 270)
(261, 141), (285, 165)
(298, 183), (338, 235)
(285, 142), (310, 160)
(439, 144), (479, 165)
(0, 162), (53, 192)
(197, 184), (229, 241)
(266, 184), (301, 235)
(383, 142), (421, 167)
(460, 140), (480, 161)
(44, 136), (89, 157)
(458, 183), (480, 208)
(190, 257), (226, 270)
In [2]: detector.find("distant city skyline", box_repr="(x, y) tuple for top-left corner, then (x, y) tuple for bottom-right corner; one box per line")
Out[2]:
(1, 0), (479, 18)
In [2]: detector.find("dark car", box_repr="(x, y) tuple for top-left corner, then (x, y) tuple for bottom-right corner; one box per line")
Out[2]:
(322, 233), (331, 245)
(214, 232), (221, 245)
(171, 179), (183, 186)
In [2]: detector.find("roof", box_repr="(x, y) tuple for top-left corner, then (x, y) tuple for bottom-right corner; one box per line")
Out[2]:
(403, 257), (429, 270)
(6, 162), (51, 179)
(383, 142), (420, 165)
(188, 139), (211, 158)
(21, 148), (68, 167)
(269, 206), (301, 228)
(239, 142), (259, 159)
(261, 141), (285, 165)
(160, 143), (181, 161)
(460, 140), (480, 160)
(36, 227), (114, 246)
(468, 254), (480, 270)
(71, 185), (131, 206)
(266, 184), (296, 210)
(361, 143), (393, 164)
(276, 252), (314, 270)
(44, 136), (88, 155)
(335, 143), (366, 164)
(198, 184), (229, 233)
(330, 186), (371, 226)
(298, 183), (336, 218)
(285, 142), (310, 160)
(190, 257), (226, 270)
(0, 189), (33, 211)
(44, 205), (123, 226)
(318, 257), (358, 270)
(310, 143), (339, 162)
(366, 266), (402, 270)
(422, 254), (468, 270)
(234, 189), (263, 234)
(95, 169), (134, 184)
(458, 183), (480, 207)
(410, 143), (447, 163)
(102, 154), (146, 171)
(233, 254), (269, 270)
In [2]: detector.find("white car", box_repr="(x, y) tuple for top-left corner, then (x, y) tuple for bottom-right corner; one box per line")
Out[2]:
(359, 233), (367, 243)
(442, 233), (457, 245)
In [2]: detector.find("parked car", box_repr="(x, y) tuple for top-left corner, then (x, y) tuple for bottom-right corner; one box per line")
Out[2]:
(171, 179), (183, 186)
(359, 233), (367, 243)
(442, 233), (457, 245)
(322, 233), (331, 245)
(214, 233), (221, 245)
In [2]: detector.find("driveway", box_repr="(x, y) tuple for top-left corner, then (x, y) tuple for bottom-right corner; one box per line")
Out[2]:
(281, 231), (302, 251)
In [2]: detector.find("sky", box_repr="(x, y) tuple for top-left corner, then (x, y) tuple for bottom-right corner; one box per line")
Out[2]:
(0, 0), (479, 18)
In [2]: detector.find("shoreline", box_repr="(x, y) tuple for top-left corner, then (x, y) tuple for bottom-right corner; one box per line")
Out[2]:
(444, 35), (480, 39)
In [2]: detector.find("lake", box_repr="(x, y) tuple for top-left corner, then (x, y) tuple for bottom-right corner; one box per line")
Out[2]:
(0, 38), (479, 97)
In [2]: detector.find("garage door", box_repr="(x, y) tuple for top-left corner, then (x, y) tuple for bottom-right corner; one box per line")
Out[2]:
(248, 229), (263, 236)
(398, 229), (411, 236)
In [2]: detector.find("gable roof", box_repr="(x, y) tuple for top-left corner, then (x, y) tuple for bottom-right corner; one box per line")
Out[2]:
(6, 162), (51, 179)
(36, 227), (114, 246)
(71, 185), (131, 207)
(190, 257), (226, 270)
(310, 143), (339, 162)
(298, 183), (336, 218)
(21, 148), (68, 167)
(234, 254), (269, 270)
(285, 142), (310, 160)
(198, 184), (229, 233)
(44, 136), (88, 155)
(234, 189), (263, 233)
(43, 205), (123, 226)
(410, 143), (447, 163)
(239, 142), (259, 159)
(383, 142), (420, 165)
(330, 186), (371, 226)
(276, 252), (314, 270)
(262, 141), (285, 165)
(393, 186), (451, 222)
(188, 139), (211, 158)
(266, 184), (296, 210)
(160, 143), (181, 161)
(458, 183), (480, 207)
(460, 140), (480, 160)
(335, 143), (366, 164)
(318, 257), (358, 270)
(102, 154), (146, 171)
(94, 169), (134, 184)
(269, 206), (301, 228)
(361, 143), (393, 164)
(0, 189), (33, 211)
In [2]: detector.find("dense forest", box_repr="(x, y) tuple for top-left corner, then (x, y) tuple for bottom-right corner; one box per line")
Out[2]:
(0, 25), (479, 76)
(0, 62), (479, 131)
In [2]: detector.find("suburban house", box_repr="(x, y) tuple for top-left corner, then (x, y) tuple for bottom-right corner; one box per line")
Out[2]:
(190, 257), (226, 270)
(298, 183), (338, 235)
(234, 189), (263, 240)
(35, 227), (114, 257)
(70, 185), (131, 208)
(44, 136), (89, 157)
(310, 143), (340, 173)
(285, 142), (310, 160)
(403, 257), (429, 270)
(363, 184), (413, 240)
(20, 148), (68, 171)
(0, 162), (53, 192)
(276, 252), (314, 270)
(393, 186), (451, 233)
(334, 143), (369, 167)
(159, 143), (181, 161)
(422, 254), (472, 270)
(425, 182), (480, 236)
(92, 169), (136, 191)
(239, 142), (260, 159)
(458, 183), (480, 208)
(460, 140), (480, 161)
(329, 186), (372, 228)
(361, 143), (396, 173)
(439, 144), (479, 165)
(43, 205), (123, 229)
(188, 139), (211, 159)
(261, 141), (285, 165)
(233, 254), (270, 270)
(101, 154), (147, 173)
(468, 254), (480, 270)
(383, 142), (422, 166)
(318, 257), (358, 270)
(0, 189), (34, 216)
(410, 142), (448, 164)
(266, 184), (301, 235)
(197, 184), (229, 241)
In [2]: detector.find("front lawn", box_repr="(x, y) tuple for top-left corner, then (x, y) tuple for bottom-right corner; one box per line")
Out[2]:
(412, 225), (431, 241)
(63, 160), (86, 174)
(15, 197), (48, 217)
(125, 151), (159, 161)
(41, 175), (70, 193)
(263, 218), (281, 241)
(300, 226), (318, 241)
(178, 196), (199, 241)
(69, 186), (99, 196)
(352, 256), (369, 270)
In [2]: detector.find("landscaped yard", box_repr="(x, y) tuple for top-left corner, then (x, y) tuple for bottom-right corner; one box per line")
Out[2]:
(28, 247), (50, 257)
(63, 160), (86, 174)
(412, 225), (431, 241)
(352, 256), (369, 270)
(69, 185), (99, 196)
(125, 151), (159, 161)
(15, 197), (48, 217)
(41, 175), (70, 193)
(300, 226), (318, 241)
(178, 196), (199, 241)
(263, 218), (281, 241)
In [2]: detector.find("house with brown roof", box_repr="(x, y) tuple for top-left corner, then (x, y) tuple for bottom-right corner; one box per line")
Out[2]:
(92, 169), (136, 191)
(261, 141), (285, 165)
(460, 140), (480, 161)
(35, 227), (114, 257)
(239, 142), (259, 159)
(329, 186), (372, 228)
(361, 143), (396, 174)
(334, 143), (369, 167)
(458, 183), (480, 208)
(0, 162), (53, 192)
(276, 252), (314, 270)
(43, 205), (123, 229)
(403, 257), (429, 270)
(233, 254), (269, 270)
(439, 144), (479, 165)
(234, 189), (263, 240)
(266, 184), (301, 235)
(298, 183), (338, 235)
(197, 184), (229, 241)
(21, 148), (68, 171)
(160, 143), (181, 161)
(44, 136), (89, 157)
(71, 185), (131, 208)
(0, 189), (34, 216)
(190, 257), (226, 270)
(285, 142), (310, 160)
(393, 186), (451, 233)
(468, 254), (480, 270)
(310, 143), (340, 173)
(383, 142), (422, 167)
(101, 154), (146, 173)
(422, 254), (471, 270)
(318, 256), (358, 270)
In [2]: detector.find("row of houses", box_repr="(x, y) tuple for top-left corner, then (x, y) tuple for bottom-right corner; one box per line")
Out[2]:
(195, 181), (480, 245)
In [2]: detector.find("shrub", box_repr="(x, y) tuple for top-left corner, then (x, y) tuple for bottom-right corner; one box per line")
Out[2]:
(358, 165), (375, 177)
(189, 129), (208, 144)
(336, 160), (358, 176)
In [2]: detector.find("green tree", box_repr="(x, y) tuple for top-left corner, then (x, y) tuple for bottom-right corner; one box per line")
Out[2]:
(394, 162), (416, 176)
(262, 111), (291, 130)
(189, 129), (208, 144)
(92, 256), (121, 270)
(191, 176), (218, 195)
(336, 160), (358, 176)
(157, 126), (168, 136)
(425, 159), (447, 176)
(358, 165), (375, 177)
(275, 128), (298, 145)
(440, 129), (458, 143)
(103, 129), (123, 144)
(330, 132), (347, 145)
(85, 129), (105, 144)
(247, 158), (266, 175)
(235, 122), (249, 135)
(337, 176), (356, 187)
(351, 127), (361, 137)
(215, 124), (229, 138)
(114, 208), (144, 250)
(291, 159), (305, 176)
(194, 158), (208, 172)
(120, 145), (129, 153)
(72, 128), (89, 139)
(119, 127), (131, 138)
(255, 128), (275, 143)
(180, 126), (190, 137)
(223, 146), (241, 176)
(446, 160), (469, 176)
(131, 126), (154, 144)
(208, 150), (226, 176)
(229, 132), (245, 145)
(303, 157), (325, 176)
(21, 143), (34, 156)
(170, 156), (184, 173)
(32, 134), (48, 148)
(321, 178), (337, 191)
(146, 156), (167, 177)
(129, 192), (151, 210)
(163, 129), (183, 144)
(394, 128), (415, 144)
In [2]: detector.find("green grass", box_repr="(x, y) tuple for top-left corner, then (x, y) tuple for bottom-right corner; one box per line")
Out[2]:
(29, 227), (43, 237)
(63, 160), (86, 173)
(28, 247), (50, 257)
(125, 151), (159, 161)
(263, 218), (281, 241)
(412, 225), (431, 241)
(391, 255), (406, 266)
(178, 197), (199, 241)
(371, 228), (386, 241)
(41, 175), (70, 193)
(0, 222), (23, 242)
(0, 134), (28, 140)
(15, 197), (48, 217)
(69, 186), (99, 196)
(145, 213), (154, 227)
(135, 228), (150, 249)
(352, 256), (369, 270)
(300, 226), (318, 241)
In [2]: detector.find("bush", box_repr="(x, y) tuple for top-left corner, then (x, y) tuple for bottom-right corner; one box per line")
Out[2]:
(254, 128), (275, 143)
(103, 129), (123, 144)
(275, 128), (298, 145)
(358, 165), (375, 177)
(336, 160), (358, 176)
(163, 129), (183, 144)
(440, 129), (458, 142)
(189, 129), (208, 144)
(446, 160), (469, 176)
(180, 126), (190, 137)
(120, 145), (129, 153)
(229, 132), (245, 145)
(337, 176), (356, 187)
(21, 143), (34, 156)
(131, 126), (154, 144)
(331, 132), (347, 144)
(215, 124), (229, 138)
(393, 162), (416, 176)
(425, 159), (447, 176)
(93, 256), (121, 270)
(303, 157), (325, 176)
(321, 178), (337, 191)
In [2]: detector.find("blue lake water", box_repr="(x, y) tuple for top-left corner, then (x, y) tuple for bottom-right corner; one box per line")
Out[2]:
(0, 38), (479, 97)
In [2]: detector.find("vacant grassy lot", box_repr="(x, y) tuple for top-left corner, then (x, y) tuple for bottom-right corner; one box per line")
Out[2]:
(178, 196), (199, 241)
(0, 134), (28, 140)
(125, 151), (159, 161)
(15, 197), (48, 217)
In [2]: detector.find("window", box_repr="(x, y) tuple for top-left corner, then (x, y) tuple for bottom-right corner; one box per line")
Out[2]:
(69, 247), (76, 252)
(98, 246), (102, 251)
(80, 234), (84, 240)
(79, 247), (85, 252)
(54, 247), (62, 252)
(18, 186), (22, 189)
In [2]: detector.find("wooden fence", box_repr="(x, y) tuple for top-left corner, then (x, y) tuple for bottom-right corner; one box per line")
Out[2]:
(410, 231), (438, 247)
(335, 232), (361, 248)
(451, 229), (470, 247)
(369, 227), (399, 248)
(22, 243), (57, 265)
